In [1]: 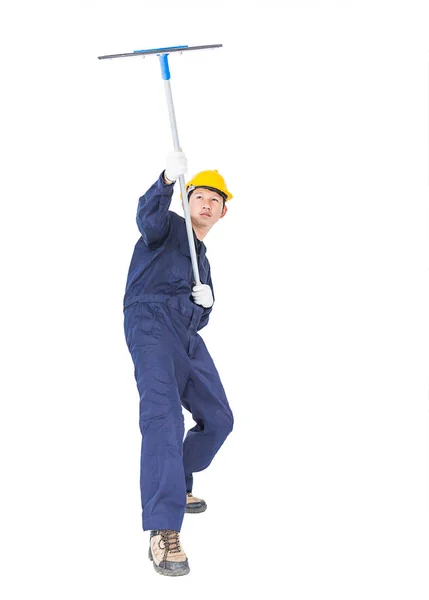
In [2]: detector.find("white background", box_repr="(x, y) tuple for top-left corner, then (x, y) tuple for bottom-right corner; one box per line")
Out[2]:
(1, 0), (428, 597)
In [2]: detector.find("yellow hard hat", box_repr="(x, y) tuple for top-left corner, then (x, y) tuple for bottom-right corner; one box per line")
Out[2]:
(182, 170), (233, 202)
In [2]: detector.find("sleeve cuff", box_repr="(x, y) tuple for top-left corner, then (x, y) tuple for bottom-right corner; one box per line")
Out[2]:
(158, 170), (175, 189)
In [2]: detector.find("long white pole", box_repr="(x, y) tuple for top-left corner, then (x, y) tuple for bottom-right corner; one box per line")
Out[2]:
(160, 55), (201, 286)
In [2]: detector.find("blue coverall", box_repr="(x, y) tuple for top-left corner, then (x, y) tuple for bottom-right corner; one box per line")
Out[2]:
(123, 172), (234, 533)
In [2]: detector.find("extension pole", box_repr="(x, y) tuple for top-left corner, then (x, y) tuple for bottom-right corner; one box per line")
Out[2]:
(159, 53), (201, 286)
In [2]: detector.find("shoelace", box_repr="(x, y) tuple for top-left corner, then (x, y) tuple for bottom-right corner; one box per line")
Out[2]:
(159, 530), (181, 555)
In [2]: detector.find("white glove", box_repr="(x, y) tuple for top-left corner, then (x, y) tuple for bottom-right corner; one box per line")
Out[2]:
(165, 151), (188, 183)
(192, 284), (214, 308)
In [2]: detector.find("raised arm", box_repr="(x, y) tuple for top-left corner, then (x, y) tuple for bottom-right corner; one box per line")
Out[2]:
(136, 172), (174, 247)
(136, 152), (187, 248)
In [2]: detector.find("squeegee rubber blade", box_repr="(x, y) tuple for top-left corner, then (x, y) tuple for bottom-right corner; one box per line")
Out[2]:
(98, 43), (222, 60)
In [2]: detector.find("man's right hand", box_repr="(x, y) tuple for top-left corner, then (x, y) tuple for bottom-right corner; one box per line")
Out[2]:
(164, 151), (188, 184)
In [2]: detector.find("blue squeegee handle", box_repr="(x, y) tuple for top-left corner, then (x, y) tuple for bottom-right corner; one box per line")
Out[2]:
(159, 54), (171, 80)
(159, 53), (201, 286)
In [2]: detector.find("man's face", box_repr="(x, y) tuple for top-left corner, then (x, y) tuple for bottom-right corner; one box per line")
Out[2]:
(187, 187), (228, 230)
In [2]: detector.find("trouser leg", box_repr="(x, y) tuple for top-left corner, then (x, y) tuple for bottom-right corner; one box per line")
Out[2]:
(132, 343), (187, 531)
(182, 335), (234, 493)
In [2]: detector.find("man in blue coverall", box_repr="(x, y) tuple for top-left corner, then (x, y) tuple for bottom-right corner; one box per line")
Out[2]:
(123, 151), (234, 577)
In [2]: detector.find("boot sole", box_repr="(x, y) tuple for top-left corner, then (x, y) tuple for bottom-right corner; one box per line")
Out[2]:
(148, 547), (190, 577)
(185, 504), (207, 514)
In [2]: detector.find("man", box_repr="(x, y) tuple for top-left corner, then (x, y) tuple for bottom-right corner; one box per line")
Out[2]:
(123, 151), (234, 577)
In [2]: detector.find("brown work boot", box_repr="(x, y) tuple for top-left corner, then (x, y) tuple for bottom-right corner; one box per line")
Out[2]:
(148, 530), (190, 576)
(185, 492), (207, 514)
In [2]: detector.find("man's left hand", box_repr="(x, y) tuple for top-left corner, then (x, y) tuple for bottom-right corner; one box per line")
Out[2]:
(192, 284), (214, 308)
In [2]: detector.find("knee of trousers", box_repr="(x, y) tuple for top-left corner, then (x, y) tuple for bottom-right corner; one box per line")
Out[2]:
(212, 406), (234, 441)
(136, 367), (180, 424)
(140, 407), (185, 452)
(137, 376), (183, 442)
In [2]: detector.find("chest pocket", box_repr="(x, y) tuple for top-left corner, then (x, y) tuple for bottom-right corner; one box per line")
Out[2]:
(169, 252), (192, 284)
(169, 238), (209, 285)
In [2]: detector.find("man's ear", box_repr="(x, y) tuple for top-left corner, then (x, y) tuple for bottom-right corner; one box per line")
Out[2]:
(220, 204), (228, 219)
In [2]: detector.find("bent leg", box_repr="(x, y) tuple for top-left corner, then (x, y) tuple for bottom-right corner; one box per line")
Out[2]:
(182, 335), (234, 493)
